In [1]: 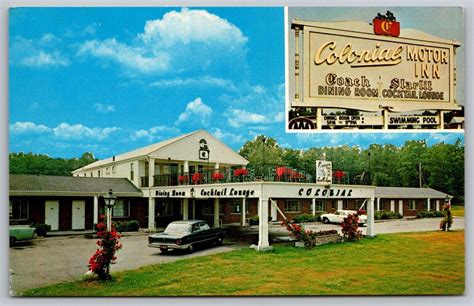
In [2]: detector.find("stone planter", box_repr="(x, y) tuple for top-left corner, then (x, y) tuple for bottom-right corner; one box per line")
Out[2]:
(294, 234), (342, 248)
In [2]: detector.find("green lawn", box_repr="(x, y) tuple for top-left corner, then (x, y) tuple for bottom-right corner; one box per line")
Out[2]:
(451, 205), (464, 217)
(22, 231), (464, 296)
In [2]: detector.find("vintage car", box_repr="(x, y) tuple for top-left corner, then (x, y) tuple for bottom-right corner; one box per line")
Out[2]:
(320, 210), (367, 225)
(9, 225), (37, 246)
(148, 220), (226, 254)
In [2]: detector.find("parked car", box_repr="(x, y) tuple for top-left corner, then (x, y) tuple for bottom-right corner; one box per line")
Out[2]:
(320, 210), (367, 225)
(9, 225), (37, 246)
(148, 220), (226, 254)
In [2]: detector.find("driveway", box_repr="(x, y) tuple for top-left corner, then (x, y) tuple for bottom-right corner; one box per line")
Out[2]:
(9, 217), (464, 294)
(9, 233), (238, 295)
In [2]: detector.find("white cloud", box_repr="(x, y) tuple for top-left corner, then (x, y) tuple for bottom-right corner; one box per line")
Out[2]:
(150, 76), (236, 91)
(210, 128), (245, 144)
(77, 8), (247, 75)
(52, 123), (119, 140)
(176, 98), (213, 125)
(11, 35), (70, 68)
(140, 8), (247, 48)
(226, 108), (284, 128)
(9, 121), (50, 134)
(131, 125), (181, 142)
(77, 38), (170, 74)
(94, 103), (116, 113)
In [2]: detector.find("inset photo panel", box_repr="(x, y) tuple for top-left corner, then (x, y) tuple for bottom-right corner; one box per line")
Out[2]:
(286, 7), (464, 131)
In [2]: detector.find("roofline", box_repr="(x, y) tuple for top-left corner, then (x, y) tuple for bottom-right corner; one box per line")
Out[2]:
(9, 191), (143, 197)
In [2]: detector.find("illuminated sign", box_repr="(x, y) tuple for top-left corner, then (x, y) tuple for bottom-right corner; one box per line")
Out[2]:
(388, 115), (439, 125)
(291, 19), (461, 112)
(316, 160), (332, 184)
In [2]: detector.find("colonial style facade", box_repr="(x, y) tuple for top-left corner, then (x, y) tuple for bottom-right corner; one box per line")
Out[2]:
(10, 130), (451, 250)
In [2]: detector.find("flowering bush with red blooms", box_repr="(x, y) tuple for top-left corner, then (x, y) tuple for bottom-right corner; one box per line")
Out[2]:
(341, 213), (362, 241)
(88, 215), (122, 280)
(212, 172), (224, 181)
(358, 209), (366, 215)
(178, 175), (188, 184)
(233, 168), (249, 177)
(192, 172), (203, 184)
(281, 219), (338, 249)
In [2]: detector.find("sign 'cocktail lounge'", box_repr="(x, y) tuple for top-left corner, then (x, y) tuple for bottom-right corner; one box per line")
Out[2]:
(291, 18), (461, 112)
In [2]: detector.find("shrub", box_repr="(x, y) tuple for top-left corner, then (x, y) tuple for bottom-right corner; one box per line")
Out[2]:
(293, 214), (318, 223)
(112, 220), (128, 232)
(417, 211), (445, 218)
(88, 215), (122, 281)
(440, 205), (454, 231)
(30, 223), (51, 236)
(341, 213), (362, 241)
(374, 211), (402, 220)
(248, 215), (272, 226)
(126, 220), (140, 232)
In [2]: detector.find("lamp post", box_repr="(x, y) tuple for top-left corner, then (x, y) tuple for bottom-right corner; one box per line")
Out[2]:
(168, 157), (171, 186)
(103, 189), (117, 232)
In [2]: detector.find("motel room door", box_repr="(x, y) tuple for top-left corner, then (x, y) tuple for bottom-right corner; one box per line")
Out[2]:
(72, 200), (86, 230)
(45, 200), (59, 231)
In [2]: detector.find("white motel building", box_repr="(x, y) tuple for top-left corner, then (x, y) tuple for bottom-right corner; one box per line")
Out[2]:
(9, 130), (451, 250)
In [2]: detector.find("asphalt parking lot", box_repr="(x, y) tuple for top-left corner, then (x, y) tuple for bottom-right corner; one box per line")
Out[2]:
(9, 217), (464, 294)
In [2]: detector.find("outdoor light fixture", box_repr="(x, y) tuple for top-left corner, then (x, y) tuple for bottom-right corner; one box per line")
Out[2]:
(103, 189), (116, 232)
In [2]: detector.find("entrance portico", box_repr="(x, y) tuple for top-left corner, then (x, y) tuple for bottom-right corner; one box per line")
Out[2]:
(149, 182), (377, 251)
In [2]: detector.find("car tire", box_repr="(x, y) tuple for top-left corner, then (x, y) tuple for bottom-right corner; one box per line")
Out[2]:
(160, 248), (168, 254)
(323, 218), (330, 224)
(9, 237), (16, 247)
(32, 231), (38, 240)
(216, 237), (223, 246)
(187, 244), (194, 254)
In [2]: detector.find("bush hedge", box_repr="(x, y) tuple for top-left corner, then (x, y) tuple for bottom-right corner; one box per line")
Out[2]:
(30, 223), (51, 236)
(417, 211), (445, 218)
(111, 220), (140, 232)
(248, 215), (273, 226)
(374, 211), (403, 220)
(293, 214), (319, 223)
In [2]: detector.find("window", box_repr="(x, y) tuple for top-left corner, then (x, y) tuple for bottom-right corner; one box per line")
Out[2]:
(106, 167), (110, 175)
(423, 199), (429, 210)
(199, 222), (210, 231)
(130, 163), (134, 181)
(155, 201), (172, 216)
(112, 199), (130, 217)
(90, 172), (93, 177)
(408, 200), (416, 210)
(84, 173), (86, 177)
(10, 199), (29, 220)
(229, 199), (250, 214)
(285, 200), (301, 213)
(354, 199), (365, 210)
(98, 170), (101, 177)
(314, 200), (326, 211)
(202, 202), (224, 215)
(331, 201), (337, 209)
(112, 166), (116, 174)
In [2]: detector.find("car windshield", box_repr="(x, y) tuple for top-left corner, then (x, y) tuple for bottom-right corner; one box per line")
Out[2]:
(164, 223), (191, 234)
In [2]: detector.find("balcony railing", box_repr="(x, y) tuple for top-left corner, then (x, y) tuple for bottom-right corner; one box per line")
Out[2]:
(143, 165), (370, 187)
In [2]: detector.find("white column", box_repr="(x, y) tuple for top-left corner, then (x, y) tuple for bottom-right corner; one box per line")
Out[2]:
(213, 198), (220, 228)
(337, 200), (343, 210)
(148, 198), (155, 230)
(93, 195), (99, 225)
(148, 158), (155, 187)
(436, 200), (440, 211)
(312, 199), (316, 216)
(241, 198), (246, 227)
(316, 108), (322, 130)
(390, 200), (395, 212)
(383, 109), (389, 130)
(192, 199), (196, 219)
(257, 197), (272, 251)
(270, 200), (277, 221)
(427, 198), (431, 211)
(376, 198), (381, 211)
(366, 197), (376, 238)
(184, 160), (189, 174)
(398, 200), (404, 216)
(214, 163), (220, 170)
(438, 110), (444, 130)
(182, 198), (189, 220)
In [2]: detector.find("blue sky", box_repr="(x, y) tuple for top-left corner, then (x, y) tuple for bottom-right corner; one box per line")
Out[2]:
(9, 7), (464, 159)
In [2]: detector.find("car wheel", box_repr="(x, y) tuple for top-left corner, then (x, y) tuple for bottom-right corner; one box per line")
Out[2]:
(9, 237), (16, 247)
(323, 217), (330, 224)
(187, 244), (194, 254)
(216, 237), (223, 246)
(32, 231), (38, 239)
(160, 248), (168, 254)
